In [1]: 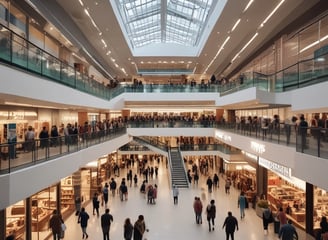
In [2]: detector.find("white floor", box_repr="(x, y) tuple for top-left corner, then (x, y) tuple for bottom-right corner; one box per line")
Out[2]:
(60, 161), (314, 240)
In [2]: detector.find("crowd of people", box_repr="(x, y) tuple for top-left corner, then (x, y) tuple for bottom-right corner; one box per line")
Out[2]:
(36, 152), (326, 240)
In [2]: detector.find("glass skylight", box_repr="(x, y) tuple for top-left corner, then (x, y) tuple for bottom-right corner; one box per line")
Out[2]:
(115, 0), (216, 49)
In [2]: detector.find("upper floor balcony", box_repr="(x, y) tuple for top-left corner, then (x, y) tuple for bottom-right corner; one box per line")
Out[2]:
(0, 120), (327, 175)
(1, 23), (328, 104)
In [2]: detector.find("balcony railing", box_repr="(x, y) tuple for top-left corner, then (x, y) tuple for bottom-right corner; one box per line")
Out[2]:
(0, 120), (327, 175)
(0, 127), (126, 174)
(1, 23), (328, 101)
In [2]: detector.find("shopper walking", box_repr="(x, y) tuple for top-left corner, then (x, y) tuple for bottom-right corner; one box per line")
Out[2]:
(74, 196), (81, 216)
(110, 178), (117, 197)
(172, 184), (179, 204)
(193, 196), (203, 224)
(222, 211), (239, 240)
(237, 191), (246, 219)
(78, 207), (90, 239)
(103, 183), (109, 206)
(213, 173), (219, 188)
(123, 218), (134, 240)
(133, 215), (147, 240)
(92, 193), (100, 217)
(101, 208), (113, 240)
(206, 176), (213, 193)
(49, 210), (62, 240)
(119, 180), (128, 201)
(206, 199), (216, 232)
(225, 178), (231, 194)
(277, 207), (288, 228)
(278, 220), (298, 240)
(262, 207), (274, 234)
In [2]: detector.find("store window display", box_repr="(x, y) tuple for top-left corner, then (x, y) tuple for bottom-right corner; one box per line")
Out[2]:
(31, 186), (57, 240)
(267, 172), (306, 229)
(314, 187), (328, 231)
(6, 201), (25, 239)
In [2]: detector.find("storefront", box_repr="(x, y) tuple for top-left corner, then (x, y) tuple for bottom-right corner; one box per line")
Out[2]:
(4, 169), (92, 240)
(259, 157), (307, 229)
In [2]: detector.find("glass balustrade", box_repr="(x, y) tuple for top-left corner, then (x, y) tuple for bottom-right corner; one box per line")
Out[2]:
(1, 23), (328, 101)
(0, 120), (327, 175)
(0, 127), (126, 174)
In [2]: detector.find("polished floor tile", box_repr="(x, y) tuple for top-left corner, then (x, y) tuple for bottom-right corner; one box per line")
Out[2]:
(61, 161), (314, 240)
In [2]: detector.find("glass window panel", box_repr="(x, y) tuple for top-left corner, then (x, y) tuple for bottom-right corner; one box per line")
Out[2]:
(116, 0), (216, 48)
(6, 200), (26, 239)
(299, 22), (319, 60)
(319, 16), (328, 49)
(31, 186), (57, 240)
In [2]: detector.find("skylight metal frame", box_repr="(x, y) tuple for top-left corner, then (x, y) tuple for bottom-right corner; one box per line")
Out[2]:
(115, 0), (215, 49)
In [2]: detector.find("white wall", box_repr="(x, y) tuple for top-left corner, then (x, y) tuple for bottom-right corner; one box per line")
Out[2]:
(0, 134), (131, 209)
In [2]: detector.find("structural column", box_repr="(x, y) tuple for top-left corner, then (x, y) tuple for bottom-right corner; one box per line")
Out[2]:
(256, 164), (268, 198)
(306, 182), (313, 235)
(216, 109), (224, 122)
(121, 109), (130, 121)
(78, 112), (88, 126)
(0, 209), (5, 239)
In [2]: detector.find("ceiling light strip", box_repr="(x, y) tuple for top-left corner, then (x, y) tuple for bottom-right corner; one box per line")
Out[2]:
(231, 19), (241, 32)
(203, 36), (230, 74)
(231, 32), (258, 63)
(260, 0), (285, 28)
(243, 0), (254, 12)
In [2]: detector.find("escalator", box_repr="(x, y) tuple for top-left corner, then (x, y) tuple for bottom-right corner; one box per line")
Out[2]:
(169, 147), (189, 188)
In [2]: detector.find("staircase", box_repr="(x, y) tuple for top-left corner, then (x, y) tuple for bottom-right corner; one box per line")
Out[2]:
(169, 148), (189, 188)
(132, 137), (189, 188)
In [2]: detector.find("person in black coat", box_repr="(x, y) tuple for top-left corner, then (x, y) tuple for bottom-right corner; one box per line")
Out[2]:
(101, 208), (113, 240)
(124, 218), (133, 240)
(92, 193), (100, 217)
(222, 211), (239, 240)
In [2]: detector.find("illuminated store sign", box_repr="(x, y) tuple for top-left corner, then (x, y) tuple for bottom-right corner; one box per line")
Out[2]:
(251, 141), (265, 154)
(259, 157), (305, 190)
(215, 131), (232, 142)
(242, 151), (258, 162)
(259, 157), (291, 178)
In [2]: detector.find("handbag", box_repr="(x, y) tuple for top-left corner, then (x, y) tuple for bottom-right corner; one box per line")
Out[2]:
(61, 223), (67, 231)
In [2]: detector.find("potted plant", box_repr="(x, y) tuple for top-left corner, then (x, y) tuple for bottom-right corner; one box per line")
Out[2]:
(256, 199), (269, 217)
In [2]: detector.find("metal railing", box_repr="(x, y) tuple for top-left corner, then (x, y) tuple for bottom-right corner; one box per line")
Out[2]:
(0, 127), (126, 174)
(1, 120), (327, 175)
